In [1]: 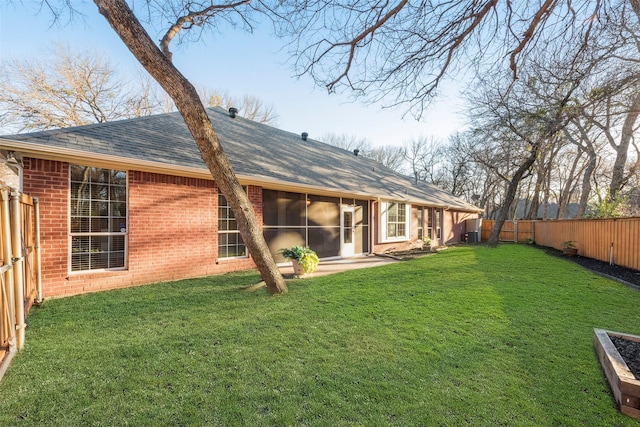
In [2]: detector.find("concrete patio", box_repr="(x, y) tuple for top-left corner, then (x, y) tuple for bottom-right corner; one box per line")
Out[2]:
(278, 254), (399, 278)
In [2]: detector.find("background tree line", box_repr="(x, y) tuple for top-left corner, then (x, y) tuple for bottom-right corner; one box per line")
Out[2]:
(326, 1), (640, 221)
(2, 39), (638, 222)
(0, 45), (278, 133)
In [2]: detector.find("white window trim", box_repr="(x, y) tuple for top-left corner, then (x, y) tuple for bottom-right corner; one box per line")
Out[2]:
(379, 201), (411, 243)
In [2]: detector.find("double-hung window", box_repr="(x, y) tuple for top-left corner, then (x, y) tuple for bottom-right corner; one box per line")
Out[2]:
(380, 201), (410, 242)
(218, 189), (248, 259)
(427, 207), (434, 240)
(417, 207), (424, 240)
(70, 165), (127, 271)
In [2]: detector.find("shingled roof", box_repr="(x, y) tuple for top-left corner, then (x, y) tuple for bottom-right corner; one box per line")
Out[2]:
(0, 107), (479, 212)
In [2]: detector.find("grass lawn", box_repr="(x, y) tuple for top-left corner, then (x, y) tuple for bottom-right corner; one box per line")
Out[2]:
(1, 244), (640, 426)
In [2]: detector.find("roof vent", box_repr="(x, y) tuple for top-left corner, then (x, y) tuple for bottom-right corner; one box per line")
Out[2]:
(229, 107), (238, 118)
(301, 132), (308, 141)
(353, 149), (359, 156)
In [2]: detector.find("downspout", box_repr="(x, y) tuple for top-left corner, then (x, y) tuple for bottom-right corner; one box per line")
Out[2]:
(10, 189), (25, 349)
(443, 206), (450, 244)
(1, 188), (16, 351)
(34, 197), (43, 304)
(371, 198), (379, 254)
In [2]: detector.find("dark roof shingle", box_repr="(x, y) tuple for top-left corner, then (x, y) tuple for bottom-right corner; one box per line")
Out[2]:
(0, 107), (479, 211)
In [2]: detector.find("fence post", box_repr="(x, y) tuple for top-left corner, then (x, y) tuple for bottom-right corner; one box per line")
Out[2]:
(532, 220), (535, 243)
(1, 188), (16, 350)
(514, 220), (518, 243)
(34, 197), (43, 304)
(10, 190), (25, 350)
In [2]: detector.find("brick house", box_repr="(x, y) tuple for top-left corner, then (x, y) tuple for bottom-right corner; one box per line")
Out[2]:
(0, 107), (480, 298)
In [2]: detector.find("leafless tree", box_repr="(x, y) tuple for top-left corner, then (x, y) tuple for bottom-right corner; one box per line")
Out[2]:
(0, 45), (164, 132)
(562, 115), (605, 218)
(403, 136), (445, 185)
(467, 51), (590, 244)
(438, 134), (479, 198)
(279, 0), (605, 118)
(589, 82), (640, 200)
(367, 145), (406, 172)
(199, 88), (279, 125)
(321, 133), (371, 153)
(91, 0), (287, 293)
(557, 1), (640, 212)
(322, 133), (409, 171)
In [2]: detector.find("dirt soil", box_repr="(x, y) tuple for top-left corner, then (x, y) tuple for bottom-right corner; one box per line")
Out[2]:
(610, 336), (640, 380)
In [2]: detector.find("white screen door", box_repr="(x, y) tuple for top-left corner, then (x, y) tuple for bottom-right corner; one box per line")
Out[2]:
(341, 206), (355, 257)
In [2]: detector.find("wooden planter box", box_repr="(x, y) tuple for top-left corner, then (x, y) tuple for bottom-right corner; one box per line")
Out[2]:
(594, 328), (640, 419)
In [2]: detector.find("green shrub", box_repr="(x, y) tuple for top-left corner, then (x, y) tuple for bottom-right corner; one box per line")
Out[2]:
(278, 246), (319, 274)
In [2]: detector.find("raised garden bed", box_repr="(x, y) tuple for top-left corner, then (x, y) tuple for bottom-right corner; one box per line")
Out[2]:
(594, 329), (640, 419)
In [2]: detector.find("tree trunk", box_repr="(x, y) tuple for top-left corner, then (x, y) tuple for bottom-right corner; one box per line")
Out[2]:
(94, 0), (287, 293)
(557, 153), (581, 219)
(543, 166), (552, 220)
(608, 91), (640, 200)
(576, 148), (596, 218)
(487, 150), (538, 247)
(525, 170), (542, 219)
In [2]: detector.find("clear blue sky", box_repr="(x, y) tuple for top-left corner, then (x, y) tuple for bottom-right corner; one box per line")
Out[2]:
(0, 2), (465, 147)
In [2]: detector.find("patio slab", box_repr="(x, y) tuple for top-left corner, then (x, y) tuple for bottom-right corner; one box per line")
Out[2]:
(279, 255), (399, 278)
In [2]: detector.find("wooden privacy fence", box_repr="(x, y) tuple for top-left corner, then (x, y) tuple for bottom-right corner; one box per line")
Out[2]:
(482, 218), (640, 272)
(481, 220), (535, 244)
(0, 186), (42, 377)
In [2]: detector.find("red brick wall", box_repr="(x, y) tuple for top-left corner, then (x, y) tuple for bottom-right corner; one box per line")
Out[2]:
(23, 158), (259, 298)
(23, 159), (69, 296)
(445, 210), (479, 244)
(371, 202), (476, 253)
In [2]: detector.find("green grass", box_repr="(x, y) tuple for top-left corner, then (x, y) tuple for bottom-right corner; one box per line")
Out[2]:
(1, 245), (640, 426)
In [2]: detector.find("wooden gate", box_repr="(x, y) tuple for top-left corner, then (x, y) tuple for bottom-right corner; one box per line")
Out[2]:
(0, 186), (41, 374)
(481, 220), (535, 243)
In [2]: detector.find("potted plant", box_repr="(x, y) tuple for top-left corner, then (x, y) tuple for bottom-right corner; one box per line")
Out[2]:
(279, 246), (319, 276)
(422, 236), (432, 251)
(561, 240), (578, 256)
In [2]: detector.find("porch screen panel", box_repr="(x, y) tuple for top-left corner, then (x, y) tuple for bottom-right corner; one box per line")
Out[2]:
(307, 195), (339, 227)
(308, 228), (340, 258)
(262, 191), (363, 259)
(263, 190), (305, 227)
(70, 165), (127, 271)
(264, 228), (306, 262)
(307, 195), (340, 257)
(354, 199), (369, 254)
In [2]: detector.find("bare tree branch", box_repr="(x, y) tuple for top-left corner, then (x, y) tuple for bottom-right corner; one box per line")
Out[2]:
(159, 0), (252, 60)
(0, 45), (164, 132)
